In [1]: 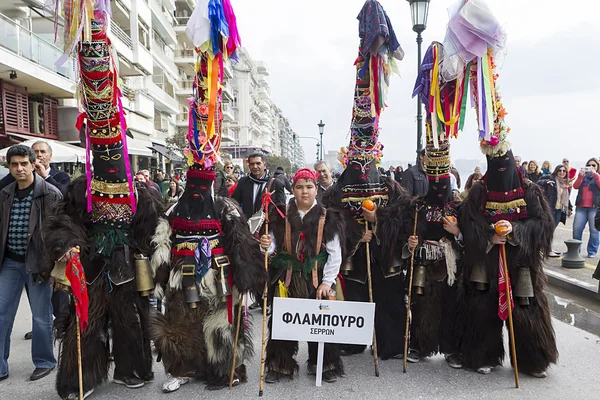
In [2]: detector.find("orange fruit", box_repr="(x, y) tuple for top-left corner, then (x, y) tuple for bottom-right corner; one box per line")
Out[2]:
(494, 223), (509, 235)
(362, 199), (376, 211)
(445, 216), (456, 223)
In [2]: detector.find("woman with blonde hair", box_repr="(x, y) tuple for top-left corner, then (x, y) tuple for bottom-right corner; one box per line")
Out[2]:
(541, 160), (552, 175)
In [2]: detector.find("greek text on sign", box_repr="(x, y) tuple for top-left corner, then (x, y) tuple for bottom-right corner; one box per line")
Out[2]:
(271, 298), (375, 345)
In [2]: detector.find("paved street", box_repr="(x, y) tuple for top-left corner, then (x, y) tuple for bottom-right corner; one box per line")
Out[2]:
(3, 288), (600, 400)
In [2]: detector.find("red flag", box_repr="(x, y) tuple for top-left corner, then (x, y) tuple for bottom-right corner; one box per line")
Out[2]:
(65, 248), (89, 332)
(498, 247), (514, 321)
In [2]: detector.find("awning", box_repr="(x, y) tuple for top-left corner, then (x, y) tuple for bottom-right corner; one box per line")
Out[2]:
(1, 133), (86, 163)
(151, 143), (185, 163)
(126, 138), (154, 157)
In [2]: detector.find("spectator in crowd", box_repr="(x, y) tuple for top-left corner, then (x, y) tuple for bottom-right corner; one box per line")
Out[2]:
(0, 141), (71, 195)
(0, 145), (62, 382)
(401, 149), (428, 197)
(164, 179), (183, 207)
(450, 165), (461, 189)
(541, 160), (552, 175)
(388, 166), (395, 177)
(215, 160), (233, 198)
(273, 166), (292, 193)
(135, 171), (147, 183)
(474, 165), (482, 174)
(521, 161), (529, 173)
(525, 160), (541, 183)
(154, 171), (167, 194)
(394, 165), (404, 184)
(140, 169), (161, 192)
(563, 158), (577, 186)
(537, 165), (571, 256)
(460, 172), (482, 200)
(514, 155), (525, 174)
(232, 153), (286, 219)
(226, 174), (238, 197)
(315, 161), (335, 199)
(573, 158), (600, 258)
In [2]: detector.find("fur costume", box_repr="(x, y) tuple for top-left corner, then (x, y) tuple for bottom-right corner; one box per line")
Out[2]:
(264, 200), (347, 377)
(459, 177), (558, 374)
(405, 41), (466, 359)
(44, 4), (165, 398)
(44, 178), (164, 398)
(149, 2), (265, 390)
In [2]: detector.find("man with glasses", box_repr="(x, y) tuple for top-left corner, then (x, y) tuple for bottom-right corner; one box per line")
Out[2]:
(573, 158), (600, 258)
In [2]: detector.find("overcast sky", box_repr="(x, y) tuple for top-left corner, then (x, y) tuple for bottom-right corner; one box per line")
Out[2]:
(230, 0), (599, 168)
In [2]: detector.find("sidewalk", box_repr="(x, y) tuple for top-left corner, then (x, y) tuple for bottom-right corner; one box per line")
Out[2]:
(544, 217), (600, 300)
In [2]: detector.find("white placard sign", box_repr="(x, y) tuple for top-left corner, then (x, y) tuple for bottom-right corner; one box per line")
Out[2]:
(271, 298), (375, 345)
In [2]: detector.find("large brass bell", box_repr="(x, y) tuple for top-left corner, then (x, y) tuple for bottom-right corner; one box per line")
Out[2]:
(412, 265), (426, 295)
(214, 255), (232, 301)
(181, 265), (200, 308)
(386, 257), (401, 275)
(340, 260), (353, 276)
(470, 264), (489, 291)
(514, 267), (534, 305)
(51, 261), (71, 292)
(134, 253), (154, 296)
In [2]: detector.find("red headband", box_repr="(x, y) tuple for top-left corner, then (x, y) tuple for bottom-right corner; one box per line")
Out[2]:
(293, 168), (318, 184)
(187, 169), (216, 181)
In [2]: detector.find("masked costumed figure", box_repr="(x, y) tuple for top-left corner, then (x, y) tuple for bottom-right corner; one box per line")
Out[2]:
(43, 4), (165, 399)
(447, 2), (558, 376)
(401, 41), (468, 366)
(259, 169), (347, 384)
(322, 0), (413, 360)
(149, 1), (267, 392)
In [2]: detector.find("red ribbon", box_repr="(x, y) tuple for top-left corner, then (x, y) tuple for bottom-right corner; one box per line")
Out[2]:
(65, 250), (89, 332)
(497, 248), (514, 321)
(261, 191), (285, 220)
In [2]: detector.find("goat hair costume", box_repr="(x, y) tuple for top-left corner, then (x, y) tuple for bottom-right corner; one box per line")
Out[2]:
(322, 0), (413, 360)
(449, 1), (558, 375)
(149, 0), (267, 390)
(43, 3), (166, 398)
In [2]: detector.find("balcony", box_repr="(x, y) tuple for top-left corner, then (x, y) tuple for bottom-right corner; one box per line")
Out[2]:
(224, 62), (233, 79)
(175, 47), (196, 65)
(222, 127), (235, 143)
(261, 125), (271, 137)
(126, 75), (178, 114)
(151, 35), (178, 78)
(258, 86), (270, 99)
(256, 61), (270, 76)
(109, 20), (134, 63)
(259, 100), (270, 111)
(222, 103), (234, 122)
(176, 79), (193, 96)
(222, 84), (234, 100)
(176, 111), (188, 127)
(174, 15), (190, 32)
(0, 13), (76, 98)
(150, 0), (177, 45)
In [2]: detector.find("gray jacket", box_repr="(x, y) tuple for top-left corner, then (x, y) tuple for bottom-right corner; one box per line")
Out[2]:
(401, 164), (429, 197)
(0, 174), (62, 276)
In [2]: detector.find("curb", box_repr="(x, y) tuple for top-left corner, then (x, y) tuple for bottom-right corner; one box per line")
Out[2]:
(545, 268), (600, 301)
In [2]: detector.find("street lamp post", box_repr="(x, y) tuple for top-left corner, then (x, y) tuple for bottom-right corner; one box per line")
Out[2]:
(407, 0), (430, 164)
(317, 120), (325, 161)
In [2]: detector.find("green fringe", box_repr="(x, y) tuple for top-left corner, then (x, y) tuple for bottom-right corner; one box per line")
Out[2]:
(90, 227), (131, 257)
(271, 251), (328, 279)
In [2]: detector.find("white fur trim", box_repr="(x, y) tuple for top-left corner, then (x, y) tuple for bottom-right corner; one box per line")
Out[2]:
(168, 268), (182, 291)
(150, 218), (172, 278)
(154, 284), (165, 300)
(443, 240), (458, 286)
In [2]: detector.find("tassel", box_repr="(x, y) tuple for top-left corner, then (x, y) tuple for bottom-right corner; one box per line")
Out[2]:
(277, 280), (289, 298)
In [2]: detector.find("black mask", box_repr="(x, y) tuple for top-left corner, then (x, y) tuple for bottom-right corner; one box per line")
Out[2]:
(92, 142), (128, 183)
(484, 150), (522, 193)
(174, 175), (216, 221)
(425, 177), (452, 206)
(336, 159), (388, 221)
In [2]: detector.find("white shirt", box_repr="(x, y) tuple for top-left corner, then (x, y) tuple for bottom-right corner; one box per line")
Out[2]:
(264, 200), (342, 286)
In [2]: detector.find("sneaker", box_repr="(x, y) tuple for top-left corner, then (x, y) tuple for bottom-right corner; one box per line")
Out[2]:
(65, 389), (94, 400)
(248, 301), (261, 310)
(141, 372), (154, 383)
(162, 375), (189, 393)
(587, 254), (597, 258)
(529, 370), (548, 378)
(322, 370), (337, 383)
(0, 373), (8, 381)
(445, 353), (463, 369)
(476, 366), (492, 375)
(406, 349), (420, 363)
(113, 376), (145, 388)
(548, 251), (560, 258)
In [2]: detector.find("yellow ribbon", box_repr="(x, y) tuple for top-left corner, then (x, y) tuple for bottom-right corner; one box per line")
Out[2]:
(206, 57), (219, 140)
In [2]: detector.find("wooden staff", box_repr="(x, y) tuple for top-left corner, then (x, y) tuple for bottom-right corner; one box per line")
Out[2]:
(501, 244), (520, 388)
(258, 216), (269, 396)
(365, 221), (380, 377)
(229, 293), (244, 389)
(76, 315), (84, 400)
(403, 207), (419, 373)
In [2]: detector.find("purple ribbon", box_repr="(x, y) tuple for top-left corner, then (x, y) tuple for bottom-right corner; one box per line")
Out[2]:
(117, 94), (136, 214)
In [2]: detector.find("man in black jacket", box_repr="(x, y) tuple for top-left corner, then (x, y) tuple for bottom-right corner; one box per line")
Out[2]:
(0, 141), (71, 195)
(401, 149), (428, 197)
(231, 153), (286, 219)
(0, 145), (62, 382)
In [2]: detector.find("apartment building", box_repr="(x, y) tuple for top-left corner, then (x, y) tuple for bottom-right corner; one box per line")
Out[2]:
(0, 0), (182, 174)
(173, 0), (305, 168)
